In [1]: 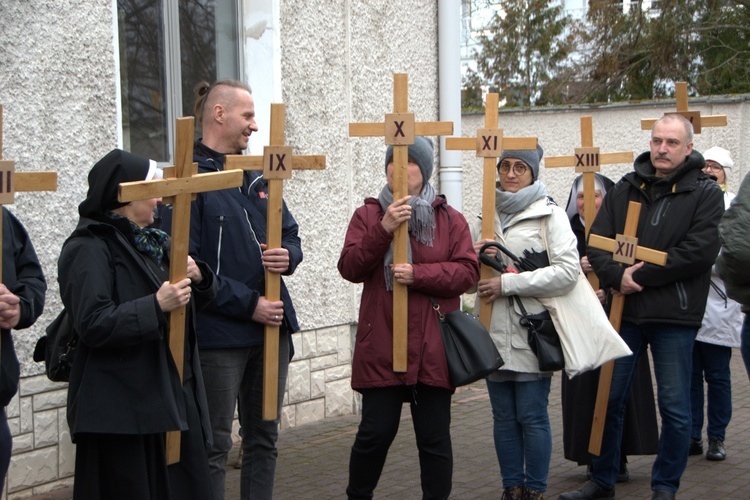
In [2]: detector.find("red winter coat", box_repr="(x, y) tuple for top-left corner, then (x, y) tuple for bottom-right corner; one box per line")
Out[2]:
(338, 195), (479, 391)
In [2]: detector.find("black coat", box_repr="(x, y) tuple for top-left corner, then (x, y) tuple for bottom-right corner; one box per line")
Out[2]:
(59, 216), (215, 441)
(588, 151), (724, 327)
(0, 208), (46, 406)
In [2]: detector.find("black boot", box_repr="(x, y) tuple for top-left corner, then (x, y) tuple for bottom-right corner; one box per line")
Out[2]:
(689, 438), (703, 456)
(706, 438), (726, 461)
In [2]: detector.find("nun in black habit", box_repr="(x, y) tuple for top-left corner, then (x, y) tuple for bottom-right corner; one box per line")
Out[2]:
(59, 149), (216, 500)
(560, 173), (659, 481)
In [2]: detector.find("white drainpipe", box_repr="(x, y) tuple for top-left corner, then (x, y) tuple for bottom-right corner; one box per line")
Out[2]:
(437, 0), (463, 212)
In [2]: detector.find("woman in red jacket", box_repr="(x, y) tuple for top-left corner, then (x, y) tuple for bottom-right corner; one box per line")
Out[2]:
(338, 137), (479, 500)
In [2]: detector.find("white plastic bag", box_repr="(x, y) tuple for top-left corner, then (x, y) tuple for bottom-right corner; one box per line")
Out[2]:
(538, 272), (631, 378)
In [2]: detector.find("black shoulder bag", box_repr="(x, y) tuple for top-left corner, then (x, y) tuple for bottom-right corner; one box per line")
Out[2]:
(33, 309), (77, 382)
(430, 297), (504, 387)
(479, 241), (564, 372)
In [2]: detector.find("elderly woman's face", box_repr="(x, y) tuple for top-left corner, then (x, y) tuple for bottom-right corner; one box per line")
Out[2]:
(120, 197), (162, 228)
(576, 190), (604, 219)
(387, 158), (424, 196)
(497, 157), (533, 193)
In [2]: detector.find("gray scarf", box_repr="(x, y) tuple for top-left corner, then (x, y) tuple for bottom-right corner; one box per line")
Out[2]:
(378, 183), (436, 290)
(495, 181), (548, 227)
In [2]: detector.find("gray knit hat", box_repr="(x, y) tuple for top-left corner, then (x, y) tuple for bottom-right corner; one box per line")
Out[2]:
(497, 144), (544, 180)
(385, 136), (434, 188)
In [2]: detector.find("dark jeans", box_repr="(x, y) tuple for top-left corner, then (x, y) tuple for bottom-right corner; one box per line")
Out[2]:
(200, 334), (290, 500)
(487, 377), (552, 492)
(690, 340), (733, 442)
(347, 384), (453, 500)
(591, 322), (696, 494)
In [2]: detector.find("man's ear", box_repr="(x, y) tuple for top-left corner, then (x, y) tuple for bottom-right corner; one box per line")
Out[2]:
(213, 103), (225, 124)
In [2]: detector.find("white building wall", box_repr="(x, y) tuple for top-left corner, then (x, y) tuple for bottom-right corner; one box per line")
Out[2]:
(1, 0), (749, 497)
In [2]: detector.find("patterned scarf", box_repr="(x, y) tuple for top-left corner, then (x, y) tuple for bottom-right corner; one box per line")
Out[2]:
(130, 222), (169, 265)
(105, 212), (169, 264)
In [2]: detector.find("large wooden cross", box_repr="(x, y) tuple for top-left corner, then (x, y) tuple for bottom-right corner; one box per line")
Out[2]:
(545, 116), (634, 289)
(0, 104), (58, 370)
(445, 93), (536, 329)
(225, 103), (326, 421)
(348, 73), (453, 373)
(641, 82), (727, 134)
(119, 116), (243, 464)
(586, 201), (667, 455)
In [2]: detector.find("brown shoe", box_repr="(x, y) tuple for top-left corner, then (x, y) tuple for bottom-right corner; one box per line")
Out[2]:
(501, 486), (524, 500)
(524, 488), (544, 500)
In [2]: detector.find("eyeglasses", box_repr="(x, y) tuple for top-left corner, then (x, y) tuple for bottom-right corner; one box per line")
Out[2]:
(703, 162), (724, 172)
(498, 162), (529, 176)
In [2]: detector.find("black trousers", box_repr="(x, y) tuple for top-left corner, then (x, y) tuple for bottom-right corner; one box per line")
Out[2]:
(347, 383), (453, 500)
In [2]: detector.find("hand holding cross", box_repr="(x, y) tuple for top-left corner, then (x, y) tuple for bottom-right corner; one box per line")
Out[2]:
(225, 103), (326, 421)
(586, 201), (667, 456)
(348, 73), (453, 372)
(118, 116), (243, 464)
(445, 93), (537, 329)
(0, 104), (58, 371)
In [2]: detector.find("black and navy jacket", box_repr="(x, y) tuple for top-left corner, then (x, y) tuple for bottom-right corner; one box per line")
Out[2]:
(161, 140), (302, 350)
(588, 150), (724, 328)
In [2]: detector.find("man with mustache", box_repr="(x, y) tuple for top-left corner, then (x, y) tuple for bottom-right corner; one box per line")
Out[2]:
(558, 114), (724, 500)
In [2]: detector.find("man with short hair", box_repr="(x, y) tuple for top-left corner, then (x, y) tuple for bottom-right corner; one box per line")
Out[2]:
(558, 114), (724, 500)
(164, 80), (302, 500)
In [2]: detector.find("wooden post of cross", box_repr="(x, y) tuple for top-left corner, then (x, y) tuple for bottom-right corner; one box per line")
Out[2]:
(445, 93), (536, 329)
(225, 103), (326, 421)
(348, 73), (453, 373)
(545, 116), (634, 289)
(0, 104), (58, 370)
(119, 116), (243, 464)
(586, 201), (667, 455)
(641, 82), (727, 134)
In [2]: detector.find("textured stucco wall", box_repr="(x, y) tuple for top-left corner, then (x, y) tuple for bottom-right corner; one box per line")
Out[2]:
(0, 0), (119, 377)
(459, 98), (750, 227)
(279, 0), (440, 329)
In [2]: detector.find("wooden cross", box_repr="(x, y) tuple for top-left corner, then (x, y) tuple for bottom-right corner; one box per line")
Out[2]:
(586, 201), (667, 455)
(118, 116), (243, 464)
(445, 93), (536, 329)
(545, 116), (634, 289)
(348, 73), (453, 373)
(640, 82), (727, 134)
(0, 104), (58, 370)
(225, 103), (326, 421)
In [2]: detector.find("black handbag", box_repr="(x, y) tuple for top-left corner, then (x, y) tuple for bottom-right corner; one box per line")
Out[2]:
(513, 296), (564, 372)
(430, 297), (504, 387)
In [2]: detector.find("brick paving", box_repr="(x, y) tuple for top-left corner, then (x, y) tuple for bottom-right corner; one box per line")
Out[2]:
(31, 353), (750, 499)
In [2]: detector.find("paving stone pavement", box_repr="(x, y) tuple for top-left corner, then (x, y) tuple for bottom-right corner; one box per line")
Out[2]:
(31, 353), (750, 499)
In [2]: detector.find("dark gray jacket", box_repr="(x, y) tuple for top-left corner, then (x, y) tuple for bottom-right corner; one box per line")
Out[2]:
(716, 172), (750, 311)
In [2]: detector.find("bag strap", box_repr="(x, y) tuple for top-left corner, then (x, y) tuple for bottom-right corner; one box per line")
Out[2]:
(428, 296), (445, 321)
